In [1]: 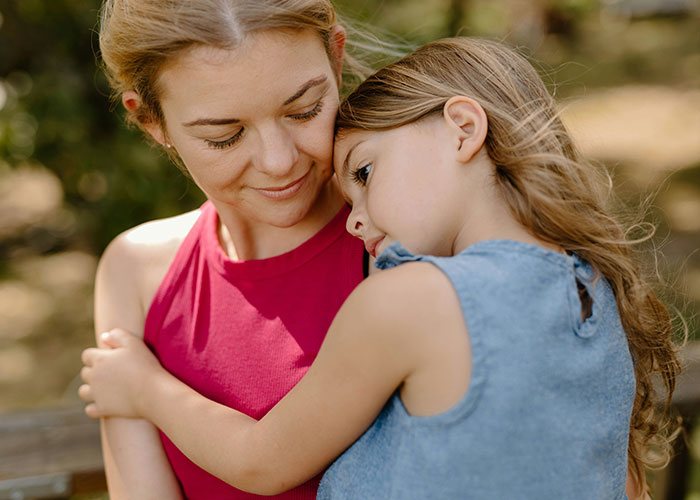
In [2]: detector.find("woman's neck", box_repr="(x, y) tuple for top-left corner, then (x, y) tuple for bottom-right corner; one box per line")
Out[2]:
(213, 179), (345, 261)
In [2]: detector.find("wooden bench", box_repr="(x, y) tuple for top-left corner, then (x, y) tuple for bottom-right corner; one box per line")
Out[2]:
(1, 342), (699, 500)
(0, 406), (103, 500)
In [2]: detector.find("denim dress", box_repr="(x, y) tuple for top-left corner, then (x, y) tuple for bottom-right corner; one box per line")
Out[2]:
(318, 240), (635, 500)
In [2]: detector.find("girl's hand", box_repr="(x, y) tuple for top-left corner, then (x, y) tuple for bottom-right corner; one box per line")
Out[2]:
(79, 328), (161, 419)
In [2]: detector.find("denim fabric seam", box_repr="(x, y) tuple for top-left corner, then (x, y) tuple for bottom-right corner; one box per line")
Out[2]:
(570, 253), (603, 338)
(460, 239), (572, 273)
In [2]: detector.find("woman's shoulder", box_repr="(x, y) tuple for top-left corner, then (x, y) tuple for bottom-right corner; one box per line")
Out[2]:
(102, 209), (201, 264)
(110, 209), (202, 255)
(97, 209), (203, 323)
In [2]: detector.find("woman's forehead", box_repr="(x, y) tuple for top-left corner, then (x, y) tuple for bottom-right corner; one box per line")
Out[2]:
(160, 30), (329, 93)
(156, 30), (334, 117)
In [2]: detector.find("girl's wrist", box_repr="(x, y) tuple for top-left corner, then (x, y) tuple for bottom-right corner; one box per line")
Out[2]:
(139, 367), (185, 423)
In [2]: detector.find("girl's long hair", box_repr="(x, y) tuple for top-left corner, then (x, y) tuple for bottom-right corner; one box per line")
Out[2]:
(337, 37), (682, 487)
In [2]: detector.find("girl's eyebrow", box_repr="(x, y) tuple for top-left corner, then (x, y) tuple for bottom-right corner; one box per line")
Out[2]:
(183, 75), (328, 127)
(341, 141), (364, 177)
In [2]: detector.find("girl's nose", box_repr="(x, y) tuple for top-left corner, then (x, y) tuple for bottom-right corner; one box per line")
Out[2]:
(346, 206), (365, 238)
(255, 124), (299, 177)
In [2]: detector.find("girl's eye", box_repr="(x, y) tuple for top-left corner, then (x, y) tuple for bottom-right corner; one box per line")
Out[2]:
(290, 100), (324, 121)
(206, 129), (244, 150)
(352, 163), (373, 185)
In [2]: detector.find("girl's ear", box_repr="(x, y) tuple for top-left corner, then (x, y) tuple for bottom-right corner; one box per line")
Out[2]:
(329, 25), (346, 87)
(122, 90), (167, 145)
(442, 96), (488, 164)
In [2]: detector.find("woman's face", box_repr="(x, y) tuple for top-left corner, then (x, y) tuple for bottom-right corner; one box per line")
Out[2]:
(151, 29), (341, 228)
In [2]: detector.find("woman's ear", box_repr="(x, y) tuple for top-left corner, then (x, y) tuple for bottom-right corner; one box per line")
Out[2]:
(329, 25), (346, 87)
(122, 90), (167, 145)
(442, 96), (488, 163)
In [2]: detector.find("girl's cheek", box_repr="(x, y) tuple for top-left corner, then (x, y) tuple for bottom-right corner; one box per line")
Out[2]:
(364, 190), (381, 228)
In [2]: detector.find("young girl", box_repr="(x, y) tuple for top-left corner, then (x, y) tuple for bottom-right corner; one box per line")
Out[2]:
(80, 37), (680, 499)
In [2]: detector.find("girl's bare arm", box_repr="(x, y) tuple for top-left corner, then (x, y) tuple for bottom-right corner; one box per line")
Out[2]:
(84, 262), (467, 495)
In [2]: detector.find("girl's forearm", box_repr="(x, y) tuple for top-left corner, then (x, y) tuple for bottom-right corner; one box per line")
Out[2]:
(142, 370), (274, 493)
(130, 274), (421, 495)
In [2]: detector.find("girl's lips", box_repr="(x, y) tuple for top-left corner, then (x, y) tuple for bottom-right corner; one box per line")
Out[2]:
(364, 236), (385, 258)
(253, 172), (308, 200)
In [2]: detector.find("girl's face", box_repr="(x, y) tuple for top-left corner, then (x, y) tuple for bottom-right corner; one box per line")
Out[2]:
(334, 118), (470, 258)
(148, 29), (341, 228)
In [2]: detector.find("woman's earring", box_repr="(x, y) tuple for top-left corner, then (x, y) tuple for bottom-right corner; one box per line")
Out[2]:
(164, 143), (172, 149)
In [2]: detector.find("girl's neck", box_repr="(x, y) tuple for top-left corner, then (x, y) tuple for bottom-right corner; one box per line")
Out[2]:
(451, 158), (564, 256)
(453, 216), (563, 256)
(213, 179), (345, 261)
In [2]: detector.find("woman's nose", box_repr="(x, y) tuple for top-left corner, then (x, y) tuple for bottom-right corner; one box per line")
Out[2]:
(255, 124), (299, 177)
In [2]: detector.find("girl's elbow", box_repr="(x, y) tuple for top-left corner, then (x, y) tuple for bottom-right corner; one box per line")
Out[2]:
(234, 475), (293, 496)
(225, 461), (295, 496)
(256, 481), (294, 496)
(224, 433), (306, 495)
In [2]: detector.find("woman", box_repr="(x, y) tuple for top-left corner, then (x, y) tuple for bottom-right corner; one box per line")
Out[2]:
(93, 1), (372, 498)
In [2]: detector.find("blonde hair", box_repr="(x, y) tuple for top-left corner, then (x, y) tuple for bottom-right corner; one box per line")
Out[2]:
(98, 0), (386, 133)
(337, 37), (681, 489)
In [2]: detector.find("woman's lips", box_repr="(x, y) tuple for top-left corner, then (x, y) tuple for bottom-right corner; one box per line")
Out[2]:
(364, 236), (385, 258)
(253, 172), (308, 200)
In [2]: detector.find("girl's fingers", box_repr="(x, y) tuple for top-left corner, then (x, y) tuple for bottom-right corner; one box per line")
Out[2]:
(98, 331), (115, 348)
(99, 328), (130, 349)
(78, 383), (94, 403)
(84, 403), (102, 419)
(80, 366), (91, 383)
(81, 347), (98, 366)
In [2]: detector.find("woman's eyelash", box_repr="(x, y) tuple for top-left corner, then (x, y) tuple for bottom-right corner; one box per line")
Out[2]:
(205, 100), (323, 150)
(291, 100), (324, 121)
(206, 129), (244, 150)
(352, 164), (372, 185)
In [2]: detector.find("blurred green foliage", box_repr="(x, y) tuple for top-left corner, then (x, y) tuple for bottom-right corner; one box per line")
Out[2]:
(1, 0), (699, 256)
(0, 0), (204, 257)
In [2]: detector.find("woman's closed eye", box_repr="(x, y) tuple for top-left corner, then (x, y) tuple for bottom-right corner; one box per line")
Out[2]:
(290, 99), (324, 121)
(351, 163), (373, 185)
(206, 128), (244, 150)
(205, 99), (323, 150)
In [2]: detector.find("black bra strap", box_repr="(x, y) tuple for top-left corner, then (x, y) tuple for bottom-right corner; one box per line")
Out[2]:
(362, 249), (370, 278)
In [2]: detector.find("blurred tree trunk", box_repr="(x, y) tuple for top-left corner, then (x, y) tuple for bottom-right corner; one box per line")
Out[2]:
(509, 0), (578, 47)
(446, 0), (470, 36)
(509, 0), (548, 47)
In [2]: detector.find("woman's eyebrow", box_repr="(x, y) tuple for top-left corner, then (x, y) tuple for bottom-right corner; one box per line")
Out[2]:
(182, 75), (329, 127)
(284, 75), (328, 105)
(183, 117), (240, 127)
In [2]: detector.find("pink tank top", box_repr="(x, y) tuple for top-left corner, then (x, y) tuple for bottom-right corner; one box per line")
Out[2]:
(144, 201), (365, 499)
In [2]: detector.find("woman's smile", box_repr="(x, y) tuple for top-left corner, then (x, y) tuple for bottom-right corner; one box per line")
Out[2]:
(253, 170), (310, 200)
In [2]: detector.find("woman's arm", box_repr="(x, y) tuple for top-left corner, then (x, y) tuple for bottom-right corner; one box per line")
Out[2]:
(92, 230), (184, 500)
(82, 262), (467, 495)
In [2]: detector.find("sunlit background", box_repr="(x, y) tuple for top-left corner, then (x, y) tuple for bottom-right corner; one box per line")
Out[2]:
(1, 0), (699, 497)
